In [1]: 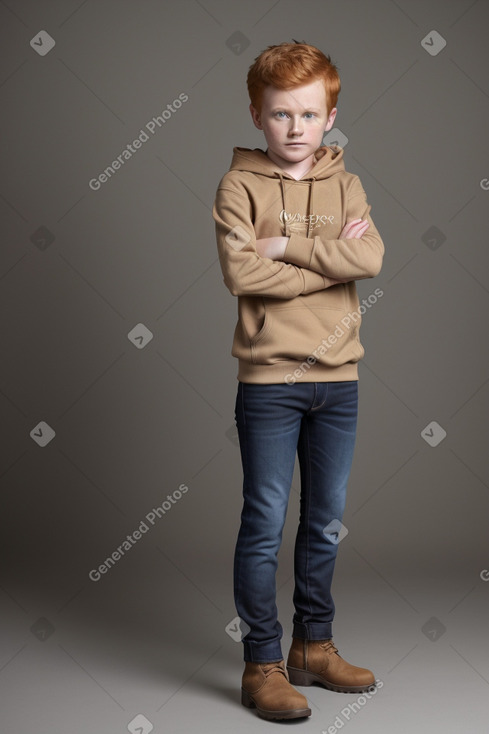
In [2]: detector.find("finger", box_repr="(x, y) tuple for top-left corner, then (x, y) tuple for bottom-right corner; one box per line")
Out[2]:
(356, 222), (370, 231)
(347, 222), (369, 239)
(344, 218), (362, 229)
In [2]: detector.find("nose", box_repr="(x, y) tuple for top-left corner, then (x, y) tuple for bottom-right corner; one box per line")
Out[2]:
(289, 115), (303, 136)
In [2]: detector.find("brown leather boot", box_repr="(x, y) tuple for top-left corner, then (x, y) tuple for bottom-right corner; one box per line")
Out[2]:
(241, 659), (312, 720)
(287, 638), (376, 693)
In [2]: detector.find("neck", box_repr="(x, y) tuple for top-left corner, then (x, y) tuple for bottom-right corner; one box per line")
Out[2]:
(266, 150), (317, 180)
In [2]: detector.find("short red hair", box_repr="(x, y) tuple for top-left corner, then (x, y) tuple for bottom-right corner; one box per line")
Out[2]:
(247, 41), (341, 115)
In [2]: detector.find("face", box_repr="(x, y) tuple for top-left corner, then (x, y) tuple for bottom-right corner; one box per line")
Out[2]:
(250, 79), (337, 167)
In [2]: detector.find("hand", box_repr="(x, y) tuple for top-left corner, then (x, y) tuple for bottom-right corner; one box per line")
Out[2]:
(255, 236), (288, 260)
(339, 218), (369, 239)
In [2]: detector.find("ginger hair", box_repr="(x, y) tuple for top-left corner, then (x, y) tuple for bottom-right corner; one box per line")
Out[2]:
(247, 40), (341, 115)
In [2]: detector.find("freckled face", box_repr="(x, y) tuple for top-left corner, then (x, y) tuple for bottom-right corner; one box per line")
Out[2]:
(250, 79), (336, 167)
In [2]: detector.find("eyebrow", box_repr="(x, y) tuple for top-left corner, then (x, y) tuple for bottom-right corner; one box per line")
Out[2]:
(270, 107), (321, 114)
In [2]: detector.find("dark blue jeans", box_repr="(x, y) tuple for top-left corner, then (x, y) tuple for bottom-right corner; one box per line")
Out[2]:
(234, 380), (358, 663)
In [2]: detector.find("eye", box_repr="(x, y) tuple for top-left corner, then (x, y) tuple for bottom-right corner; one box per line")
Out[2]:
(274, 111), (288, 118)
(304, 112), (315, 119)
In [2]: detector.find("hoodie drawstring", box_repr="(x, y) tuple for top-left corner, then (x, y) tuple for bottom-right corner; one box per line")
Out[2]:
(307, 177), (316, 238)
(278, 172), (286, 234)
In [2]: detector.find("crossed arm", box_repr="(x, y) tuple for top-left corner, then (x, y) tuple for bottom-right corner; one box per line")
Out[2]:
(213, 179), (384, 299)
(256, 218), (370, 282)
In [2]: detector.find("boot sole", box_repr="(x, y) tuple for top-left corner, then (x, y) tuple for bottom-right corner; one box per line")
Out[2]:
(287, 666), (376, 694)
(241, 688), (311, 720)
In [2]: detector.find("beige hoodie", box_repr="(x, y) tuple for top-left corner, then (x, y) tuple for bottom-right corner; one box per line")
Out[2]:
(212, 144), (384, 384)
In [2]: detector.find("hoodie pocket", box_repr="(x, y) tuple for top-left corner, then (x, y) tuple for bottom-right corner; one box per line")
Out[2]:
(250, 301), (363, 366)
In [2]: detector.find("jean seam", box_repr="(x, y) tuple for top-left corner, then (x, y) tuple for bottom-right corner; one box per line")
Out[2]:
(311, 380), (329, 412)
(234, 383), (248, 642)
(302, 419), (313, 624)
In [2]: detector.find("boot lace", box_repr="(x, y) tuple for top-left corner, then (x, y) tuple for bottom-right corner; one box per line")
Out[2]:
(319, 640), (339, 656)
(261, 662), (287, 679)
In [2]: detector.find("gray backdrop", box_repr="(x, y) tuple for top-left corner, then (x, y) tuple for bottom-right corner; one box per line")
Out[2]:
(1, 1), (488, 732)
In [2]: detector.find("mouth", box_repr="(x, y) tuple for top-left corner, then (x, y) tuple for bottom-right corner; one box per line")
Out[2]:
(286, 142), (306, 146)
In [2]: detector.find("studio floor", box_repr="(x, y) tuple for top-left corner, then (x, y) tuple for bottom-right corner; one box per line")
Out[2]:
(1, 546), (488, 734)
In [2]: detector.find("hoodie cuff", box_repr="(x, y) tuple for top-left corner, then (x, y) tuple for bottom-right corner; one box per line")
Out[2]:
(284, 233), (314, 269)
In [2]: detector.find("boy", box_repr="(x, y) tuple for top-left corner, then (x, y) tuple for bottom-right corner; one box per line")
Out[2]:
(212, 41), (384, 721)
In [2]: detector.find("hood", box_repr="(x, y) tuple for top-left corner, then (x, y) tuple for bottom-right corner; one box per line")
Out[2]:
(228, 145), (346, 237)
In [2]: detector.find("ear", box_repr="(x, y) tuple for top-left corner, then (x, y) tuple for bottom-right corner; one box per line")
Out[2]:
(324, 107), (337, 132)
(249, 103), (263, 130)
